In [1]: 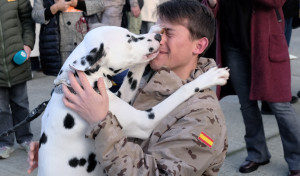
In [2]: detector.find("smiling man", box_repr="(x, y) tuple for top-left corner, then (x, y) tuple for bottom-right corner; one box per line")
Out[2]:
(28, 0), (228, 175)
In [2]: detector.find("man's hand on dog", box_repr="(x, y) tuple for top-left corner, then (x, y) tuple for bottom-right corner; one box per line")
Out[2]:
(62, 71), (109, 124)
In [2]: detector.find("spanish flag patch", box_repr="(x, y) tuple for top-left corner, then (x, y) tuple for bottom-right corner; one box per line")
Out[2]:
(198, 132), (214, 148)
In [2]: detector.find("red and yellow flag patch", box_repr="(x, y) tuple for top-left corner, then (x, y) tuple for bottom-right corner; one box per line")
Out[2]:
(198, 132), (214, 148)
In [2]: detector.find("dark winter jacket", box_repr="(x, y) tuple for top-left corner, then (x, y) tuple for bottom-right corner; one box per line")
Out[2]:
(38, 0), (61, 76)
(0, 0), (35, 87)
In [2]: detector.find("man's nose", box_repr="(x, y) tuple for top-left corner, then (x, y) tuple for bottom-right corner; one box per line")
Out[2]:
(154, 33), (161, 42)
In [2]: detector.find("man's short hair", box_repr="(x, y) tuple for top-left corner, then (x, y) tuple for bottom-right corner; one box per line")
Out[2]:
(157, 0), (215, 53)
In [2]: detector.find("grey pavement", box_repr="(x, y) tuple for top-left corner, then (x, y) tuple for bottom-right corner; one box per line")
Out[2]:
(0, 28), (300, 176)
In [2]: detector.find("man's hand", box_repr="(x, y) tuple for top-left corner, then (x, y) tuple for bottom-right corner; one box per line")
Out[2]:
(27, 141), (39, 174)
(51, 0), (71, 14)
(131, 5), (141, 18)
(208, 0), (217, 8)
(69, 0), (78, 8)
(23, 45), (31, 60)
(62, 71), (109, 125)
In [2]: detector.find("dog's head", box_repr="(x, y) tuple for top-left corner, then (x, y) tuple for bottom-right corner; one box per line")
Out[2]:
(54, 26), (161, 88)
(70, 26), (161, 72)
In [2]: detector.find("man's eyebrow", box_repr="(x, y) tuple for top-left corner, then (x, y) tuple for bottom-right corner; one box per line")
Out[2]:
(164, 28), (174, 33)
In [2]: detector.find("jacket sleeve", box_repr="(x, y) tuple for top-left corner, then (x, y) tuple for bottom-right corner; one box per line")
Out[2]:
(19, 0), (36, 49)
(85, 96), (227, 176)
(84, 0), (105, 16)
(32, 0), (48, 24)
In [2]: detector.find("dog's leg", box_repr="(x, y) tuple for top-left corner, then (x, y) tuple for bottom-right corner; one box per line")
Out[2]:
(115, 63), (148, 104)
(108, 67), (229, 139)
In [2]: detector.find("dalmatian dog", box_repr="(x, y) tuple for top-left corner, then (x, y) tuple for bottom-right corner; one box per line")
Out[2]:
(37, 26), (229, 176)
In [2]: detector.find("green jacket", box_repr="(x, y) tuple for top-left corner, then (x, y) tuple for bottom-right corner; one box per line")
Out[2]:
(0, 0), (35, 87)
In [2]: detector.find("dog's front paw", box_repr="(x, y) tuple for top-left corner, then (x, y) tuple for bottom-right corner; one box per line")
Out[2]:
(207, 67), (230, 86)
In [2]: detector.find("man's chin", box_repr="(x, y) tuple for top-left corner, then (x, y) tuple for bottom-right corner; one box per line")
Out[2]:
(149, 60), (161, 71)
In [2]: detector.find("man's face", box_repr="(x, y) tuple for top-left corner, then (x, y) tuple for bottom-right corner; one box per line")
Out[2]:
(150, 19), (199, 79)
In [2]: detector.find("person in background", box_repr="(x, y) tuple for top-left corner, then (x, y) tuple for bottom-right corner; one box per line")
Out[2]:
(283, 0), (299, 103)
(261, 0), (299, 114)
(28, 0), (228, 175)
(0, 0), (35, 159)
(32, 0), (138, 76)
(140, 0), (168, 34)
(205, 0), (300, 175)
(122, 0), (143, 34)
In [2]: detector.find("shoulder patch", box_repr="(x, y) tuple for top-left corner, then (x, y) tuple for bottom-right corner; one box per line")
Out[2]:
(198, 132), (214, 148)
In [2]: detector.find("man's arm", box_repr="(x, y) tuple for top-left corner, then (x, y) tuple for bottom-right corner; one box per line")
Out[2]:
(85, 92), (227, 176)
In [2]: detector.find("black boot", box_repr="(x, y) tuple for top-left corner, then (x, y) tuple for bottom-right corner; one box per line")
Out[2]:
(291, 96), (298, 104)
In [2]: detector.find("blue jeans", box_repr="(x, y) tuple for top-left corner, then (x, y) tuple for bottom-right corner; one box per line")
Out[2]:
(285, 17), (293, 47)
(0, 82), (33, 147)
(223, 47), (300, 170)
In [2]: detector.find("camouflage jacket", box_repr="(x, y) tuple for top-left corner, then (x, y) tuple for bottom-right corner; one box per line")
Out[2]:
(86, 57), (228, 176)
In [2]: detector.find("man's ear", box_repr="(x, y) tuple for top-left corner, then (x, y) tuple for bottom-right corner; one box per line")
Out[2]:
(193, 37), (209, 55)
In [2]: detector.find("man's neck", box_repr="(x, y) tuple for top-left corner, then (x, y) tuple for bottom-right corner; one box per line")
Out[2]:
(172, 59), (198, 80)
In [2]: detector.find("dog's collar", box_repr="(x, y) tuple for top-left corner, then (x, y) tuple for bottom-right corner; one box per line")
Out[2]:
(53, 84), (77, 94)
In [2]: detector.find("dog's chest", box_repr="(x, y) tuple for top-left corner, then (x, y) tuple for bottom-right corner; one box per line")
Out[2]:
(38, 92), (104, 176)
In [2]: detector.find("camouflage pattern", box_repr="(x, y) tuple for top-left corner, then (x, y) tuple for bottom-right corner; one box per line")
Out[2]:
(86, 57), (228, 176)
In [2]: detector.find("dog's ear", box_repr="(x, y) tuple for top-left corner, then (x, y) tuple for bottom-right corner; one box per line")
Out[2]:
(70, 43), (108, 71)
(148, 24), (162, 34)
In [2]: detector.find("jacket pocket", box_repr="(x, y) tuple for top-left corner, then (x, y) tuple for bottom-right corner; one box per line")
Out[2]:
(269, 34), (289, 62)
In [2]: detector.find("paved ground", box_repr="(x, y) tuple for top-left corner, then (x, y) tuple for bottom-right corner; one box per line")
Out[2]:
(0, 28), (300, 176)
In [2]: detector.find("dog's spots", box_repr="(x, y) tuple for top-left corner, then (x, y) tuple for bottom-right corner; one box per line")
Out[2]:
(79, 158), (87, 166)
(195, 88), (200, 92)
(148, 113), (155, 119)
(64, 113), (75, 129)
(146, 108), (155, 119)
(69, 157), (87, 168)
(126, 35), (145, 43)
(109, 67), (122, 74)
(85, 64), (101, 76)
(130, 80), (137, 91)
(147, 39), (152, 42)
(106, 74), (113, 81)
(93, 81), (98, 89)
(68, 153), (96, 173)
(117, 91), (121, 98)
(84, 43), (106, 67)
(127, 71), (133, 78)
(128, 77), (133, 84)
(81, 59), (86, 66)
(87, 153), (97, 173)
(58, 70), (63, 75)
(39, 132), (47, 148)
(69, 158), (80, 167)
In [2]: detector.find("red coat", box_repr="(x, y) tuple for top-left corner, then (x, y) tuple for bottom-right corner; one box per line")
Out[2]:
(203, 0), (291, 102)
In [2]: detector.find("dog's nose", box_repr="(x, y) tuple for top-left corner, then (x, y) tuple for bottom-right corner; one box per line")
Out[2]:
(154, 34), (161, 42)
